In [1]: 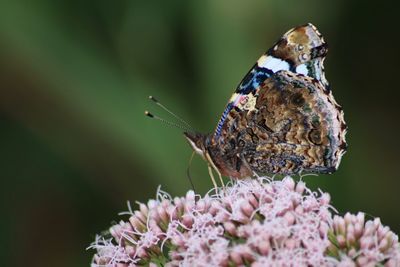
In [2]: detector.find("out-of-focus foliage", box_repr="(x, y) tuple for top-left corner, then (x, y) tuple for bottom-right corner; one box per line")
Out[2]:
(0, 0), (399, 266)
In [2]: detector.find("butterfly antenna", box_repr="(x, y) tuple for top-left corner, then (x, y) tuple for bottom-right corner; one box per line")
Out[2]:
(145, 111), (189, 131)
(149, 96), (194, 131)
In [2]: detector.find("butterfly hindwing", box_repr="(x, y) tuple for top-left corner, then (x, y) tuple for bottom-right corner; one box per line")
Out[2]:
(210, 70), (346, 176)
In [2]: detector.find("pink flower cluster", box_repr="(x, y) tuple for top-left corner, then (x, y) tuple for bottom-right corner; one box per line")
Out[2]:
(89, 177), (400, 266)
(327, 212), (400, 266)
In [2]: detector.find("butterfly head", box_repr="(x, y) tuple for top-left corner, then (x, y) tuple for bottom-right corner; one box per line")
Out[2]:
(270, 23), (328, 66)
(184, 132), (208, 160)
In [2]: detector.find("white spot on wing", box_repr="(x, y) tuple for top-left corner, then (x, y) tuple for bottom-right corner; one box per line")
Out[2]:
(296, 64), (309, 76)
(258, 55), (290, 73)
(314, 60), (321, 80)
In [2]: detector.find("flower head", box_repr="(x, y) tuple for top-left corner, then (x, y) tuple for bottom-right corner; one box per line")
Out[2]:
(327, 212), (400, 266)
(90, 177), (400, 266)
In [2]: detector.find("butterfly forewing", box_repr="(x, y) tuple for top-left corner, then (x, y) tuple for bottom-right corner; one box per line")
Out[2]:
(214, 23), (329, 138)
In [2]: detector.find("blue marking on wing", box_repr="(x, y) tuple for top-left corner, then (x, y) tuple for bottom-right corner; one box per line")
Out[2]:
(236, 66), (273, 94)
(214, 66), (273, 138)
(215, 102), (233, 137)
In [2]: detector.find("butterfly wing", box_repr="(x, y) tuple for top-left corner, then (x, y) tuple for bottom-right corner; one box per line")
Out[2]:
(214, 23), (329, 138)
(209, 70), (347, 177)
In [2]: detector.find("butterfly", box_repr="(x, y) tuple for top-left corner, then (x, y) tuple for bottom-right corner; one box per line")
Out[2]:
(183, 23), (347, 185)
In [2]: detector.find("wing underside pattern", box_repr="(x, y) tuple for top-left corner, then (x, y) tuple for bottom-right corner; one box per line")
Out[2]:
(214, 23), (329, 138)
(209, 70), (346, 176)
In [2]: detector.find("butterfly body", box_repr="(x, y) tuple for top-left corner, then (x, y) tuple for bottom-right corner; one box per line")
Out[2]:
(185, 23), (347, 179)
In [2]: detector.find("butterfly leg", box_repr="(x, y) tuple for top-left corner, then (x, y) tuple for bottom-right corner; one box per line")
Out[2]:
(217, 169), (225, 188)
(205, 152), (225, 189)
(208, 165), (219, 191)
(240, 154), (259, 179)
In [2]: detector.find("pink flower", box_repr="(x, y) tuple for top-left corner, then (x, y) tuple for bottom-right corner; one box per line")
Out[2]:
(89, 177), (400, 266)
(327, 212), (400, 266)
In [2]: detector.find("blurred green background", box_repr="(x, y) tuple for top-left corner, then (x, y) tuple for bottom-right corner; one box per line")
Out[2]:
(1, 0), (399, 266)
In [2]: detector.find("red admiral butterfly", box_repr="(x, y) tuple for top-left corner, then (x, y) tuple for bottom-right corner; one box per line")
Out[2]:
(148, 23), (347, 188)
